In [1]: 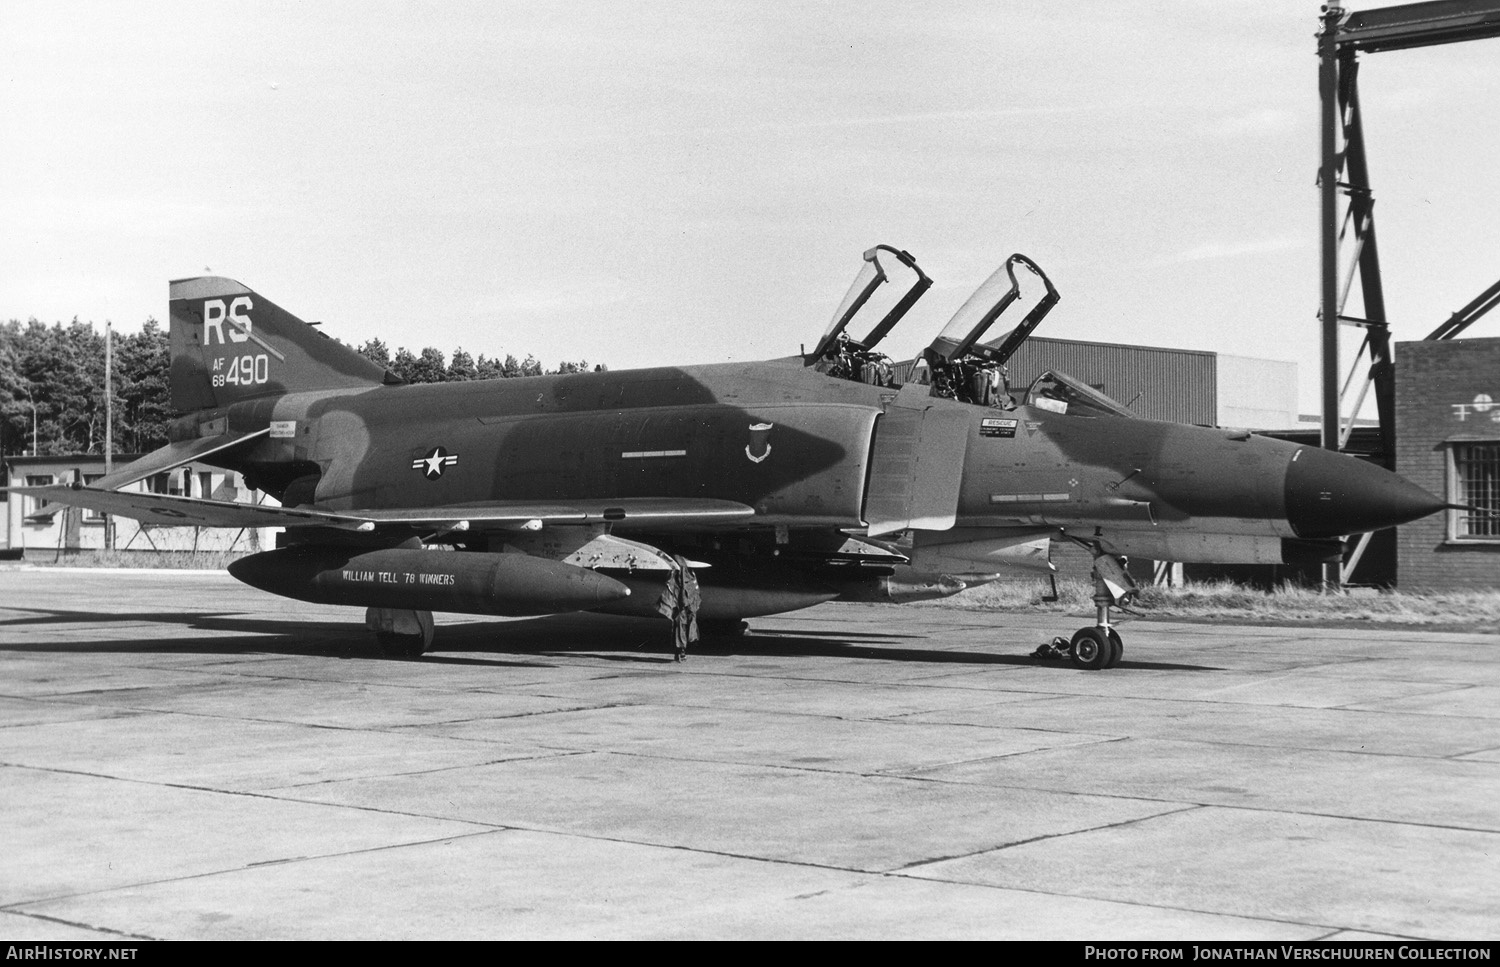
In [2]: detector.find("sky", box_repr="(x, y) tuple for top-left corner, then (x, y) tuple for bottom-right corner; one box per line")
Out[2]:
(3, 1), (1497, 411)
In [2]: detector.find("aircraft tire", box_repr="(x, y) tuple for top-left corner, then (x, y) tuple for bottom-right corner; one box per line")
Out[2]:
(1104, 629), (1124, 668)
(371, 609), (435, 660)
(375, 632), (427, 660)
(1070, 627), (1112, 670)
(700, 619), (750, 639)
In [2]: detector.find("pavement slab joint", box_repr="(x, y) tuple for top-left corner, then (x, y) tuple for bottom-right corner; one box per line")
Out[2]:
(3, 573), (1495, 938)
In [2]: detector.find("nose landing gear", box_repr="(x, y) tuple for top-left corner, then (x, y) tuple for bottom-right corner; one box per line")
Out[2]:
(1033, 548), (1135, 670)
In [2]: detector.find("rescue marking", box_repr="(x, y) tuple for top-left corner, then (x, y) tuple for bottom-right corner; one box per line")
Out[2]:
(990, 492), (1071, 503)
(745, 422), (774, 463)
(412, 447), (459, 480)
(621, 450), (687, 459)
(980, 418), (1018, 439)
(269, 420), (297, 439)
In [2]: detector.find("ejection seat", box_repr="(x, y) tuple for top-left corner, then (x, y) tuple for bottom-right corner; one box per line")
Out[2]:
(921, 253), (1059, 408)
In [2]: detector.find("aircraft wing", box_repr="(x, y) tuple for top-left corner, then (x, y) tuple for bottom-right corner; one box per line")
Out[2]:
(9, 485), (756, 532)
(357, 498), (757, 529)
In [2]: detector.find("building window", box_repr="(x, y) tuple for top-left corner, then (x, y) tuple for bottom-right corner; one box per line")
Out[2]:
(1450, 442), (1500, 540)
(82, 474), (106, 521)
(23, 474), (53, 518)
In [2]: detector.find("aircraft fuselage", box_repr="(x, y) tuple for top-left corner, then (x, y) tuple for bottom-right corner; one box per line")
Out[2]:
(194, 357), (1438, 568)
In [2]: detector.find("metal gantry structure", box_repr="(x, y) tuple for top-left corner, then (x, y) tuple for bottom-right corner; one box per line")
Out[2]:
(1317, 0), (1500, 583)
(1319, 0), (1500, 462)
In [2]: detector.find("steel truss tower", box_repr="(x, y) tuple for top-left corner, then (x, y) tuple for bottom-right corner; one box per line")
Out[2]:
(1319, 0), (1500, 462)
(1318, 0), (1500, 584)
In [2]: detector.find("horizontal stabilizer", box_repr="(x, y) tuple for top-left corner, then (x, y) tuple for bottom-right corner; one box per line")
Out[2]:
(88, 429), (271, 491)
(12, 486), (756, 532)
(13, 485), (375, 529)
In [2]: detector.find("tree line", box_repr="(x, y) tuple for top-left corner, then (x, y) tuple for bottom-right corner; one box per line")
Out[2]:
(1, 318), (599, 458)
(353, 339), (596, 384)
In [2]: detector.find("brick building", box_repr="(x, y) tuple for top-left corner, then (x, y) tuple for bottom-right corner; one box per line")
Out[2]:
(1395, 337), (1500, 591)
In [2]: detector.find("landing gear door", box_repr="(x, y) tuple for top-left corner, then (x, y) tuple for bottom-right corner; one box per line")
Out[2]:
(863, 387), (970, 537)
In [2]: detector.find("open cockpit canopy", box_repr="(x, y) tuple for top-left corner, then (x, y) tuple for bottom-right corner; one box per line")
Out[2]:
(810, 246), (1121, 416)
(925, 254), (1059, 367)
(916, 253), (1060, 408)
(808, 245), (932, 361)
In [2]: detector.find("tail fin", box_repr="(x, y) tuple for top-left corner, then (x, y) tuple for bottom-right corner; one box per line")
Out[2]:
(169, 276), (392, 413)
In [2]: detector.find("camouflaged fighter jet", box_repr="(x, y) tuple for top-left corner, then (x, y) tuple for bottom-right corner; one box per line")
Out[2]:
(15, 247), (1449, 667)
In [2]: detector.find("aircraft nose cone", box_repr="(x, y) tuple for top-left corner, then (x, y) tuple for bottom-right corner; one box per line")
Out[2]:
(1284, 447), (1446, 539)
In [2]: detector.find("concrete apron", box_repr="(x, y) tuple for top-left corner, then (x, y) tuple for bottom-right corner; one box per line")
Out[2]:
(1, 570), (1496, 939)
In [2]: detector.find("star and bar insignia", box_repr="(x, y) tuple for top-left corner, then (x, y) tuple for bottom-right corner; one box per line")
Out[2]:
(412, 446), (459, 480)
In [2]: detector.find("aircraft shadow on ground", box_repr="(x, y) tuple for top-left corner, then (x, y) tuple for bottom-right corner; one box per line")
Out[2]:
(0, 606), (1223, 671)
(693, 631), (1222, 671)
(0, 607), (367, 658)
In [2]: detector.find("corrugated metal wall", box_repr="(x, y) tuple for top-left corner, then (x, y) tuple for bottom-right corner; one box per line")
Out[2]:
(1003, 336), (1217, 425)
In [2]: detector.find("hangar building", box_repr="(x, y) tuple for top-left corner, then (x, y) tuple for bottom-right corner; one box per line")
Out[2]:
(1004, 335), (1299, 429)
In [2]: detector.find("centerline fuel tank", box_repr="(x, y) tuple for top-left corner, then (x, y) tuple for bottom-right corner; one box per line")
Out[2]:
(229, 545), (631, 617)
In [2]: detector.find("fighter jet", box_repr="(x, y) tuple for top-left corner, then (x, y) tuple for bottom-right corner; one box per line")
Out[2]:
(14, 247), (1448, 668)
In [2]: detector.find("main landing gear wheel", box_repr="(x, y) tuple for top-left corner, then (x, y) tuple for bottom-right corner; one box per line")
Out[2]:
(1070, 627), (1116, 670)
(367, 608), (435, 659)
(699, 619), (750, 639)
(376, 631), (428, 659)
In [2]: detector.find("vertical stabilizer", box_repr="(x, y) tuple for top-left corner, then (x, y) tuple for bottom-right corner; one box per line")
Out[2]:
(169, 276), (391, 413)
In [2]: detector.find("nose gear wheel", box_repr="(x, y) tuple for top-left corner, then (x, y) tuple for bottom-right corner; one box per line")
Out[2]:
(1032, 543), (1133, 670)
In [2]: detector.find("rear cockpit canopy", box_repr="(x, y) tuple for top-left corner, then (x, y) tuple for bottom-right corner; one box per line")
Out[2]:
(918, 254), (1059, 408)
(924, 254), (1058, 368)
